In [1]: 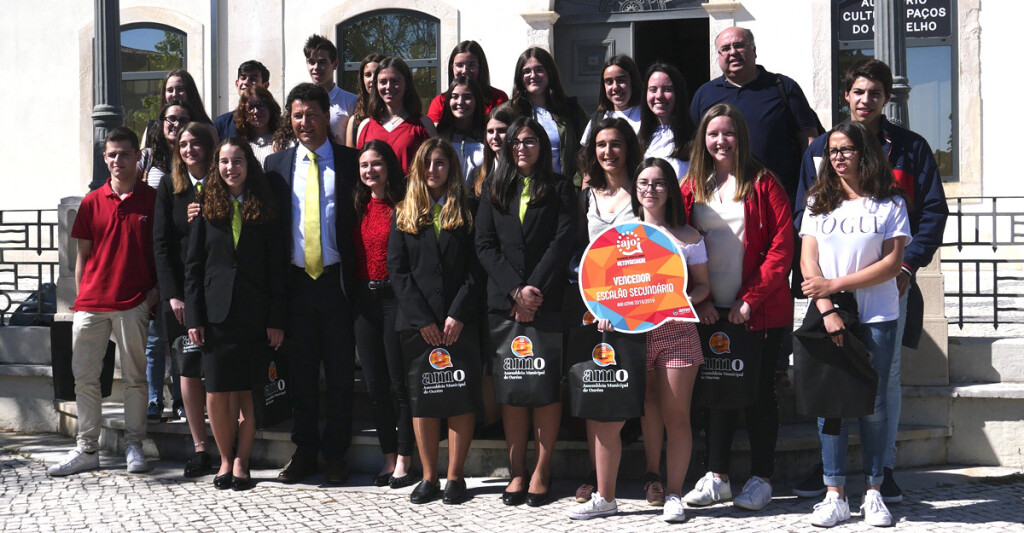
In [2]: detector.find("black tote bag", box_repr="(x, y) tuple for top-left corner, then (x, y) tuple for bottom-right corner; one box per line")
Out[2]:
(251, 342), (291, 429)
(489, 313), (563, 408)
(403, 327), (481, 418)
(567, 325), (647, 422)
(695, 316), (764, 410)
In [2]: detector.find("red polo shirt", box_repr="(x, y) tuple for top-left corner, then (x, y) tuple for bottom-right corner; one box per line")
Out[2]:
(71, 178), (157, 312)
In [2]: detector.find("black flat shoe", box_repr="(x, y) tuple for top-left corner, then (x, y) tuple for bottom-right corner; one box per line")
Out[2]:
(410, 480), (440, 504)
(502, 489), (527, 506)
(390, 472), (420, 489)
(373, 471), (395, 487)
(183, 451), (212, 478)
(526, 491), (551, 507)
(213, 472), (233, 490)
(442, 479), (468, 505)
(232, 471), (253, 491)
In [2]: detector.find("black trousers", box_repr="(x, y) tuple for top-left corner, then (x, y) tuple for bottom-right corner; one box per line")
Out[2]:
(287, 265), (355, 462)
(705, 326), (784, 479)
(353, 283), (414, 456)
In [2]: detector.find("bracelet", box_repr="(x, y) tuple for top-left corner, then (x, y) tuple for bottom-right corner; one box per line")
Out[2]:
(900, 265), (913, 277)
(820, 308), (838, 318)
(512, 286), (523, 302)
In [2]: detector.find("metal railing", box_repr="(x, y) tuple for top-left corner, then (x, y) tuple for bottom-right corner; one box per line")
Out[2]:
(941, 197), (1024, 329)
(0, 209), (59, 325)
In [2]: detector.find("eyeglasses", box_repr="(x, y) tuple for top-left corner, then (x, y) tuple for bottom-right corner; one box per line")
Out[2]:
(510, 138), (539, 150)
(636, 181), (668, 192)
(718, 41), (750, 55)
(248, 102), (268, 112)
(164, 115), (189, 125)
(828, 146), (858, 159)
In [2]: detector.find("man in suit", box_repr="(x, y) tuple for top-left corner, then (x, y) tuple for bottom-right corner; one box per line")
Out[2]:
(214, 60), (271, 140)
(264, 83), (359, 484)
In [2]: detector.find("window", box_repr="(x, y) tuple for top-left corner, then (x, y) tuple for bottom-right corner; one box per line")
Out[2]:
(834, 0), (957, 180)
(337, 10), (440, 111)
(120, 24), (186, 138)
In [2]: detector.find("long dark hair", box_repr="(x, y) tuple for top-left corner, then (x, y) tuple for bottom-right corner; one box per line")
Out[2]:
(153, 100), (194, 173)
(160, 69), (213, 124)
(353, 53), (387, 125)
(807, 121), (907, 216)
(353, 140), (406, 218)
(510, 47), (570, 118)
(170, 121), (216, 195)
(369, 57), (422, 120)
(631, 157), (686, 228)
(446, 40), (494, 89)
(437, 76), (486, 140)
(638, 63), (695, 161)
(488, 117), (555, 213)
(475, 104), (520, 196)
(234, 85), (281, 142)
(595, 55), (643, 114)
(203, 138), (277, 224)
(578, 117), (642, 191)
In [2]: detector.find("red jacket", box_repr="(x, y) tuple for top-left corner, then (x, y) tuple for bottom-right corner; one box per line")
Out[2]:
(681, 173), (794, 331)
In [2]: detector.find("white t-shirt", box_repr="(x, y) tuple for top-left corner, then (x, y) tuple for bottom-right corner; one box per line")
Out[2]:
(328, 85), (358, 144)
(799, 195), (912, 323)
(690, 177), (745, 308)
(533, 106), (561, 174)
(580, 105), (642, 145)
(450, 134), (484, 187)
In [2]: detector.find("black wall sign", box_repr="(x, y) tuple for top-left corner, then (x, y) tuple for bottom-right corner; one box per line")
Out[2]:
(838, 0), (952, 41)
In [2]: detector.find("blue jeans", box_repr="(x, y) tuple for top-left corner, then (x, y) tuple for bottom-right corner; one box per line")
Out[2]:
(885, 292), (909, 469)
(144, 311), (181, 405)
(819, 319), (897, 488)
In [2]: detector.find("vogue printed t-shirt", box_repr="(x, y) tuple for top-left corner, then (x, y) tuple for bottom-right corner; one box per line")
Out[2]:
(799, 195), (911, 323)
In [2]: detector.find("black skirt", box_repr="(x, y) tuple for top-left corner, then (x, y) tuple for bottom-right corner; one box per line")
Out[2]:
(201, 317), (263, 393)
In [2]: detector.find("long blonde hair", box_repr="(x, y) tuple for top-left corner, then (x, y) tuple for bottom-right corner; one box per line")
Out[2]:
(685, 103), (770, 204)
(395, 139), (473, 234)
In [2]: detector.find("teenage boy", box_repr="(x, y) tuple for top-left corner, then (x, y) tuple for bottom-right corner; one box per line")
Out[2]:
(48, 127), (159, 476)
(303, 34), (357, 145)
(214, 60), (271, 139)
(792, 59), (949, 522)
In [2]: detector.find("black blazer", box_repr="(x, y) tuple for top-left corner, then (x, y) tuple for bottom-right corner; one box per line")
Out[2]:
(153, 176), (199, 301)
(475, 175), (576, 313)
(387, 216), (480, 331)
(184, 212), (288, 329)
(263, 141), (359, 296)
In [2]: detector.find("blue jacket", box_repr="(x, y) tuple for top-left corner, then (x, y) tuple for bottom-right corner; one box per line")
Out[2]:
(214, 111), (237, 140)
(794, 116), (948, 273)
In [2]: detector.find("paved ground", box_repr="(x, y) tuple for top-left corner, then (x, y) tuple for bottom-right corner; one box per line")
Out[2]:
(3, 432), (1022, 532)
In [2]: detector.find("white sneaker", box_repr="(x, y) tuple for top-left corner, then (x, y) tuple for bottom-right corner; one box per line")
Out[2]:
(810, 491), (851, 527)
(682, 472), (732, 506)
(734, 475), (773, 511)
(125, 444), (149, 473)
(860, 489), (893, 527)
(661, 494), (686, 522)
(47, 448), (99, 477)
(568, 491), (617, 520)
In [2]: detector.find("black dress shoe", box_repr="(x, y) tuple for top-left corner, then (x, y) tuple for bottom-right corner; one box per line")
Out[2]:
(324, 459), (349, 485)
(213, 472), (233, 490)
(410, 480), (440, 504)
(526, 491), (551, 507)
(373, 471), (394, 487)
(183, 451), (212, 478)
(501, 489), (527, 506)
(442, 479), (468, 505)
(232, 470), (253, 491)
(277, 455), (317, 484)
(390, 472), (420, 489)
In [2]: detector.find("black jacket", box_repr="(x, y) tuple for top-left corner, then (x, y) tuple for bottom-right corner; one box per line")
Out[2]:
(153, 176), (199, 301)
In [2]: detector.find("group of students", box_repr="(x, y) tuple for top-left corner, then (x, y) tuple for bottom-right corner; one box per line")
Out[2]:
(48, 28), (945, 528)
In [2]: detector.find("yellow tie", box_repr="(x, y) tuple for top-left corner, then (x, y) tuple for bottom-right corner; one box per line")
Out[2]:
(195, 182), (203, 195)
(304, 151), (323, 279)
(432, 203), (442, 240)
(231, 200), (242, 248)
(519, 177), (532, 223)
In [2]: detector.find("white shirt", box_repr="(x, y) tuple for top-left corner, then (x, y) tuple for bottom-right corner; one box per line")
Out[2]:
(450, 134), (485, 187)
(580, 105), (643, 145)
(291, 141), (340, 269)
(644, 125), (688, 181)
(533, 106), (562, 174)
(800, 195), (912, 323)
(328, 85), (358, 144)
(691, 177), (746, 308)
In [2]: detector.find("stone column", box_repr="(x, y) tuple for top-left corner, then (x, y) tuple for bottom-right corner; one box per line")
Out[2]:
(874, 0), (910, 128)
(90, 0), (124, 191)
(520, 10), (560, 52)
(702, 0), (742, 79)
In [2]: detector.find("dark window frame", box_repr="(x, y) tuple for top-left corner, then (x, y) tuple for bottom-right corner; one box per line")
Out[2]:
(336, 9), (441, 96)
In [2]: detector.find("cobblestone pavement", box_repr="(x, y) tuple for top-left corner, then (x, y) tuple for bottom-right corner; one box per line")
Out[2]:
(3, 433), (1023, 532)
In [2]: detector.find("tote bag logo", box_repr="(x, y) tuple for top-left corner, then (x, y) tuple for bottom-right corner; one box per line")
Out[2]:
(709, 332), (731, 355)
(268, 361), (278, 381)
(429, 348), (453, 370)
(511, 336), (534, 357)
(592, 343), (616, 367)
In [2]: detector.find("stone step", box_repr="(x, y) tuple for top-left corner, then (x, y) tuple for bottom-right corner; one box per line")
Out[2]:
(948, 337), (1024, 384)
(53, 400), (950, 485)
